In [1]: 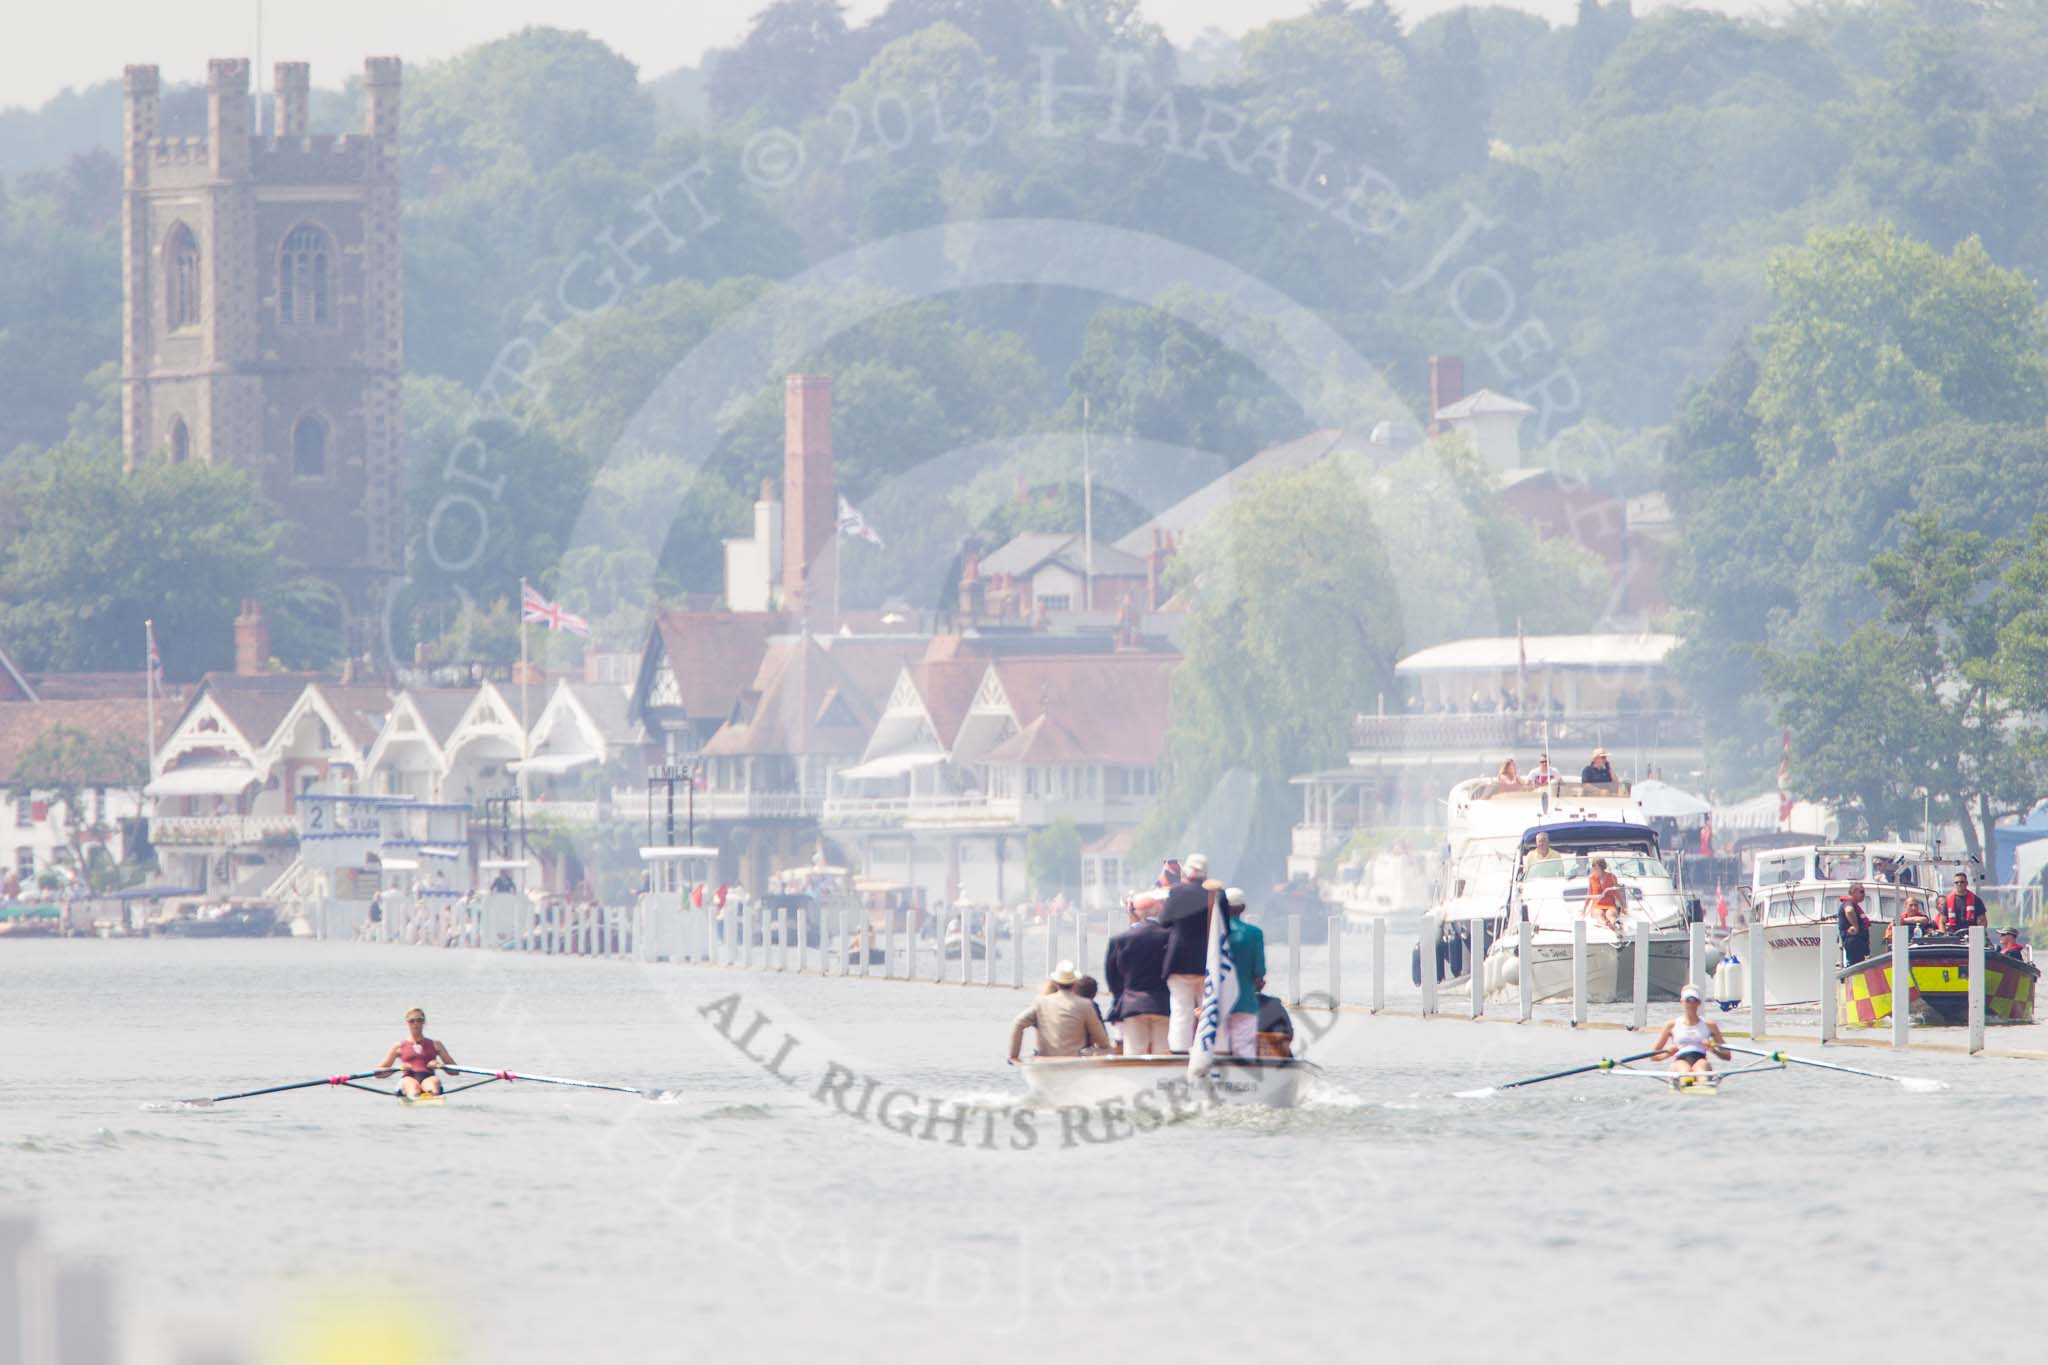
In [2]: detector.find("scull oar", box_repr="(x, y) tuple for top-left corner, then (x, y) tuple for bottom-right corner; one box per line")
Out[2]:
(438, 1066), (673, 1100)
(1725, 1046), (1946, 1092)
(1456, 1050), (1662, 1098)
(179, 1071), (391, 1108)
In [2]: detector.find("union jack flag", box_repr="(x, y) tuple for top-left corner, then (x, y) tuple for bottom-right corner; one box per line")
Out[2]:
(521, 583), (590, 636)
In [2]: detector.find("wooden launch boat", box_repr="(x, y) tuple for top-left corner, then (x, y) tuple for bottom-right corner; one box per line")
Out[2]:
(1836, 938), (2038, 1027)
(1018, 1055), (1321, 1110)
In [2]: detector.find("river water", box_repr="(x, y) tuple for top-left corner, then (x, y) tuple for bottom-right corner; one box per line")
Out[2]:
(2, 938), (2038, 1365)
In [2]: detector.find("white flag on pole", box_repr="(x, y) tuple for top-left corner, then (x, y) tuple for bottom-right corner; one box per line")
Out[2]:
(837, 496), (883, 546)
(1190, 890), (1237, 1081)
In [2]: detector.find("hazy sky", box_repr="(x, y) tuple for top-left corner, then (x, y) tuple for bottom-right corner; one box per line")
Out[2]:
(4, 0), (1779, 112)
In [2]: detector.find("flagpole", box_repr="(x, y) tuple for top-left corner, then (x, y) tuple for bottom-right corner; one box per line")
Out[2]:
(1082, 396), (1094, 612)
(518, 580), (530, 859)
(144, 619), (158, 778)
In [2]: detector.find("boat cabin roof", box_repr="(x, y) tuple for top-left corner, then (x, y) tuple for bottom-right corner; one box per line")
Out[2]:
(1520, 820), (1659, 855)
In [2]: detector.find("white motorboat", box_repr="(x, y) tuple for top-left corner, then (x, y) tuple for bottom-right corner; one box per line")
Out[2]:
(1739, 842), (1942, 1005)
(1481, 822), (1708, 1003)
(1419, 778), (1661, 987)
(1017, 1055), (1321, 1110)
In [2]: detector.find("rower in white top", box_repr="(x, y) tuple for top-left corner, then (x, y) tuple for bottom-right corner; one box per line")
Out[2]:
(1650, 984), (1730, 1082)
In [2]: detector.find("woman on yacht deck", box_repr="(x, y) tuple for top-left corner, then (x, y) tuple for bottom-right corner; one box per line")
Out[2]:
(1650, 985), (1729, 1078)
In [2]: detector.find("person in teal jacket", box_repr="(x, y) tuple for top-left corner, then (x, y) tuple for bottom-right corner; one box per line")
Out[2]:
(1223, 887), (1266, 1056)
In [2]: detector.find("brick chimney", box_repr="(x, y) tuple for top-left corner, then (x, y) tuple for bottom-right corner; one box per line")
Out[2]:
(1146, 529), (1177, 610)
(1428, 354), (1464, 435)
(781, 375), (835, 627)
(233, 600), (268, 676)
(958, 550), (983, 620)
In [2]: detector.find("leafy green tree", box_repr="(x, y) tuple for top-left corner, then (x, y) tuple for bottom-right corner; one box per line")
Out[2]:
(1764, 515), (2044, 861)
(1749, 225), (2048, 475)
(1066, 297), (1306, 461)
(707, 0), (861, 127)
(402, 28), (653, 184)
(1565, 0), (1634, 103)
(1137, 457), (1402, 884)
(0, 442), (315, 677)
(1026, 819), (1082, 897)
(5, 724), (149, 889)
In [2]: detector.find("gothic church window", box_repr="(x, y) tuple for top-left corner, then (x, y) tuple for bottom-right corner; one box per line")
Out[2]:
(279, 225), (332, 325)
(168, 417), (189, 465)
(292, 413), (328, 479)
(165, 223), (200, 330)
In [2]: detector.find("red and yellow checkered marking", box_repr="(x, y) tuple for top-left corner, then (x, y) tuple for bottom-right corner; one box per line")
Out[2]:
(1837, 956), (2037, 1026)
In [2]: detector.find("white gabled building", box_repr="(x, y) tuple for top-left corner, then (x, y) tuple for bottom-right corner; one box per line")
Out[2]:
(824, 648), (1175, 910)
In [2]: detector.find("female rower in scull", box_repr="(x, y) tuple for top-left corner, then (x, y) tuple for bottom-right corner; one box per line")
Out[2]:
(377, 1007), (456, 1097)
(1649, 985), (1729, 1079)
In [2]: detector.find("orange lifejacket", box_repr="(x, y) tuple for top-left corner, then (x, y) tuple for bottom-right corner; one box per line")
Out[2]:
(1587, 869), (1621, 912)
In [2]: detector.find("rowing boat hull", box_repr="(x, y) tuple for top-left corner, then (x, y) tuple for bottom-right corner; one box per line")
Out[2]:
(1836, 946), (2038, 1027)
(1018, 1056), (1320, 1110)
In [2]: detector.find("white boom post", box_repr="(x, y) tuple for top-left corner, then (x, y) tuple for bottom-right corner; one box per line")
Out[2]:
(1420, 912), (1439, 1017)
(1470, 920), (1485, 1018)
(1372, 916), (1386, 1013)
(1968, 924), (1986, 1054)
(1288, 913), (1302, 1006)
(1818, 921), (1837, 1044)
(1632, 931), (1649, 1029)
(1571, 919), (1588, 1027)
(1749, 919), (1766, 1040)
(1893, 931), (1911, 1050)
(1517, 917), (1533, 1022)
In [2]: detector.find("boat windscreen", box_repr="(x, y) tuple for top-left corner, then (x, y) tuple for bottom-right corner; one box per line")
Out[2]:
(1524, 855), (1668, 880)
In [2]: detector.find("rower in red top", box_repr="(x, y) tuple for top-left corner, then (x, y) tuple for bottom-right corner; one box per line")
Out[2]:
(377, 1008), (457, 1097)
(1938, 873), (1988, 935)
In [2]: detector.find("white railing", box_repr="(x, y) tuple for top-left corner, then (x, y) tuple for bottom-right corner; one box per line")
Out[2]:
(150, 813), (299, 846)
(607, 789), (824, 822)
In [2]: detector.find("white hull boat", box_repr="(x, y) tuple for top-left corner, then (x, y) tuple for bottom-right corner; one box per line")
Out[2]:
(1018, 1055), (1321, 1110)
(1484, 928), (1696, 1003)
(1742, 843), (1939, 1006)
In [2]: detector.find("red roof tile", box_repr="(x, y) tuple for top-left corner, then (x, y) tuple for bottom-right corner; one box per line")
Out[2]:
(647, 611), (785, 720)
(0, 700), (155, 785)
(982, 654), (1178, 765)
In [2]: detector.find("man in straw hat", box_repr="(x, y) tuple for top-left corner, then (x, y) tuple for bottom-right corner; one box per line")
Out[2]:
(1007, 960), (1110, 1062)
(1580, 746), (1615, 785)
(1158, 853), (1218, 1052)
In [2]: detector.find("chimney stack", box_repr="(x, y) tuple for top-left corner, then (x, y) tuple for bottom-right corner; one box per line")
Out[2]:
(274, 62), (310, 138)
(1428, 354), (1464, 435)
(1146, 529), (1178, 610)
(234, 600), (269, 676)
(781, 375), (835, 628)
(205, 58), (251, 177)
(958, 551), (982, 620)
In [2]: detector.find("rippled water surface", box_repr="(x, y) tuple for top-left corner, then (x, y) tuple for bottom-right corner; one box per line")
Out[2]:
(1, 939), (2037, 1364)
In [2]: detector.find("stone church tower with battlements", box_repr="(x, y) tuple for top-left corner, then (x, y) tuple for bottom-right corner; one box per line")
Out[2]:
(121, 57), (403, 643)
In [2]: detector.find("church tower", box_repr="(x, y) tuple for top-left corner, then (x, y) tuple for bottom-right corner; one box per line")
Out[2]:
(121, 57), (404, 642)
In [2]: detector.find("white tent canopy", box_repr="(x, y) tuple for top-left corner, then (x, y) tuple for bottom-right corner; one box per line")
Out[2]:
(1634, 779), (1713, 820)
(838, 751), (947, 781)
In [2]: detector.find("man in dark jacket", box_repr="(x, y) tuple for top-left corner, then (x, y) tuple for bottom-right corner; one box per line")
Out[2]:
(1157, 852), (1216, 1052)
(1104, 907), (1172, 1055)
(1581, 747), (1615, 785)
